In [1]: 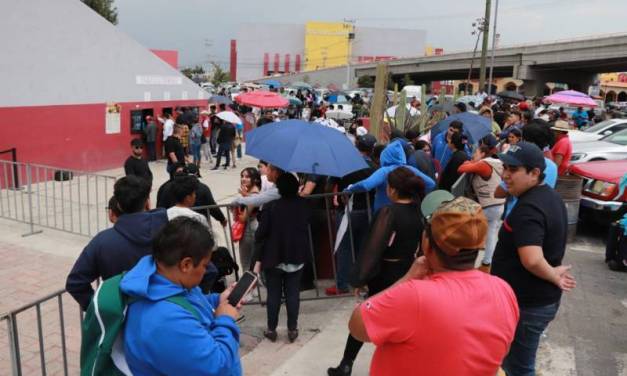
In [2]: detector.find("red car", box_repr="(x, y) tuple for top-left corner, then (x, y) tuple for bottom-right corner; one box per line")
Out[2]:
(569, 160), (627, 224)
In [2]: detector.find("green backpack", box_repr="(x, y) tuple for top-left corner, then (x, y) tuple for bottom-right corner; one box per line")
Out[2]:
(80, 273), (200, 376)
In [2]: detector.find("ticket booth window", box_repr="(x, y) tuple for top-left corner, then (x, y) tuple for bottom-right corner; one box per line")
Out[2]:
(130, 109), (155, 134)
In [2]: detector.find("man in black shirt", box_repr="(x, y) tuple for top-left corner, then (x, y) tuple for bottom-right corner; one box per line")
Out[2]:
(212, 120), (236, 170)
(492, 141), (576, 376)
(164, 124), (185, 178)
(124, 139), (152, 185)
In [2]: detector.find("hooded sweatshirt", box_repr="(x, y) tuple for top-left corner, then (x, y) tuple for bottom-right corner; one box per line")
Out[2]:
(121, 256), (241, 376)
(66, 209), (168, 311)
(345, 140), (436, 212)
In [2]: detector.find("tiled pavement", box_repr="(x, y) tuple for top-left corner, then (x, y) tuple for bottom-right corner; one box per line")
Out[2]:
(0, 242), (80, 375)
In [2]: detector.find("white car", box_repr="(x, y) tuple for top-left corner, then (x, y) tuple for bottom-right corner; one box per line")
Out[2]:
(570, 129), (627, 163)
(570, 119), (627, 143)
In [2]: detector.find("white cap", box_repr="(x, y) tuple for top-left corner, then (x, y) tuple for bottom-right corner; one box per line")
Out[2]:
(356, 126), (368, 136)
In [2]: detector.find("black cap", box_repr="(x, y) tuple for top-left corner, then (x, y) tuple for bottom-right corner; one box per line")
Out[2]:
(356, 134), (377, 151)
(186, 163), (201, 177)
(497, 141), (546, 170)
(480, 134), (498, 149)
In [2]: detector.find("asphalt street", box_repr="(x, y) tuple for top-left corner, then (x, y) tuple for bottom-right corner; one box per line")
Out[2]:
(541, 222), (627, 376)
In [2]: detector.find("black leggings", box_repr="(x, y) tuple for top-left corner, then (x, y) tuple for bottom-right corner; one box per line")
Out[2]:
(341, 259), (412, 362)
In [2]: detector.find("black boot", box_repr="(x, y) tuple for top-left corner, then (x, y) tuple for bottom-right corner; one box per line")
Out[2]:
(327, 359), (353, 376)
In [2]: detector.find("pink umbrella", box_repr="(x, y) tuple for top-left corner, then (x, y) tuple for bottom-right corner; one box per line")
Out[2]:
(544, 90), (597, 107)
(234, 91), (289, 109)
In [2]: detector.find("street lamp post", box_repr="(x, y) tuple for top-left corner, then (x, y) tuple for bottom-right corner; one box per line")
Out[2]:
(487, 0), (500, 95)
(478, 0), (492, 93)
(465, 19), (484, 95)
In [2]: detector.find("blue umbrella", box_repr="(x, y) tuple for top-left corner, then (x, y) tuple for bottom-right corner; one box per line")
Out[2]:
(431, 112), (492, 144)
(208, 95), (233, 105)
(245, 120), (368, 177)
(261, 79), (282, 89)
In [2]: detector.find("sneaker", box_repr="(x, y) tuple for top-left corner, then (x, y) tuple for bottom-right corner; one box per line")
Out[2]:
(211, 166), (219, 170)
(608, 259), (626, 271)
(263, 329), (277, 342)
(325, 286), (350, 296)
(327, 360), (353, 376)
(288, 329), (299, 343)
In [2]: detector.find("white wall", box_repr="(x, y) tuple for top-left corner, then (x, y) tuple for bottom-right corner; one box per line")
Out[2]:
(236, 23), (305, 82)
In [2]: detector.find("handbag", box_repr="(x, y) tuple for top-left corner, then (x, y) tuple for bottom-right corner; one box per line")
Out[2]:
(231, 208), (245, 242)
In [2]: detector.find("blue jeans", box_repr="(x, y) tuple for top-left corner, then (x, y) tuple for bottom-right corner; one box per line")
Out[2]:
(191, 143), (201, 163)
(334, 209), (369, 291)
(502, 302), (560, 376)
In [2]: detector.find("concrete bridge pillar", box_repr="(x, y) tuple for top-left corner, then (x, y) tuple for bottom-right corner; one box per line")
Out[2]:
(514, 65), (597, 97)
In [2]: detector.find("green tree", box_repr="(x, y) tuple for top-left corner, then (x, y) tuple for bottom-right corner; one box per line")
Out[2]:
(357, 75), (375, 88)
(180, 65), (205, 80)
(210, 63), (230, 87)
(82, 0), (118, 24)
(400, 74), (415, 88)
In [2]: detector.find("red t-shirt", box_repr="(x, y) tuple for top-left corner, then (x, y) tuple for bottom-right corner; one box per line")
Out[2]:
(551, 135), (572, 176)
(361, 270), (519, 376)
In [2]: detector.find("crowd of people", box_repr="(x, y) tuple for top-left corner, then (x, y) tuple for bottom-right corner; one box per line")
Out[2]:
(67, 88), (589, 375)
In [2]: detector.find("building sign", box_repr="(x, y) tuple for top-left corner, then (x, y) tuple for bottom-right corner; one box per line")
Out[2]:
(105, 103), (121, 134)
(135, 75), (183, 85)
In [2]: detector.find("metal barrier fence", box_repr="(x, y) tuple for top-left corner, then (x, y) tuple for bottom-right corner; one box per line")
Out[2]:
(194, 190), (373, 304)
(1, 290), (82, 376)
(0, 160), (117, 237)
(1, 190), (372, 375)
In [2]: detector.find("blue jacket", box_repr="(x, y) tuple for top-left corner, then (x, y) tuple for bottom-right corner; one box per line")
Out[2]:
(345, 140), (435, 212)
(121, 256), (242, 376)
(66, 209), (168, 311)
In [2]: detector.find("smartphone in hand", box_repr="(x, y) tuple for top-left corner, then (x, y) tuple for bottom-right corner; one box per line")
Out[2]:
(227, 271), (258, 307)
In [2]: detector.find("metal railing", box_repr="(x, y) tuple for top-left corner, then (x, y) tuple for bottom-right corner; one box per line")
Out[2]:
(194, 190), (373, 304)
(1, 190), (374, 375)
(0, 160), (117, 237)
(1, 289), (82, 376)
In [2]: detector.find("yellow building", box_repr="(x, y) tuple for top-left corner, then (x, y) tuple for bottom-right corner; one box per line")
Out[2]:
(304, 21), (353, 71)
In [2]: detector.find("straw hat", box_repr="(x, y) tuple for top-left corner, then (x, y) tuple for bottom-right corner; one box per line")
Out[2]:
(551, 120), (571, 132)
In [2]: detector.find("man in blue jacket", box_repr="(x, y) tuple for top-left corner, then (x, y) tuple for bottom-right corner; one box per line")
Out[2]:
(344, 140), (435, 213)
(121, 217), (242, 376)
(66, 175), (168, 310)
(432, 120), (469, 170)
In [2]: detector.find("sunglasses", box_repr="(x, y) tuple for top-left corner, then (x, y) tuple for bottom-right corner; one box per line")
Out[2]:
(133, 146), (143, 150)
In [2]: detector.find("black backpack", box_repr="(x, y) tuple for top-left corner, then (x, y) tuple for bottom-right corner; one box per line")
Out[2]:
(606, 222), (627, 271)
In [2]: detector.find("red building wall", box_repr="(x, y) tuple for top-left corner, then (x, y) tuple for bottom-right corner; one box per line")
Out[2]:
(0, 99), (206, 172)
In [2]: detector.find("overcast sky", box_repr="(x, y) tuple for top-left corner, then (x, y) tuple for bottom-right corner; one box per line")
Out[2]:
(115, 0), (626, 68)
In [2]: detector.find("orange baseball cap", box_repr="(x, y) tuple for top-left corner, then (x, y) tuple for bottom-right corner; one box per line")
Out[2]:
(422, 192), (487, 255)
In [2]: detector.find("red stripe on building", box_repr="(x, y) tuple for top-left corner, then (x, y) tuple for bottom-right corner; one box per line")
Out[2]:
(284, 54), (290, 74)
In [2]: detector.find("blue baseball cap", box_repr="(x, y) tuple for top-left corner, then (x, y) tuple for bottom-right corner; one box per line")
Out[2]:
(497, 141), (546, 170)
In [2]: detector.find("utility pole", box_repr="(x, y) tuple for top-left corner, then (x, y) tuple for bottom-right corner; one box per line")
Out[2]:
(478, 0), (492, 94)
(488, 0), (500, 95)
(344, 19), (356, 90)
(466, 20), (483, 95)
